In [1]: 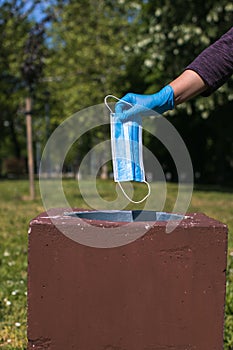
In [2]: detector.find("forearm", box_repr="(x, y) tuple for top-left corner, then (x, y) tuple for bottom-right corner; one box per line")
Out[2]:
(185, 27), (233, 96)
(169, 70), (207, 106)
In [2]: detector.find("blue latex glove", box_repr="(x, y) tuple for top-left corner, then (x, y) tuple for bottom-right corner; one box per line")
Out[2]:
(115, 85), (174, 121)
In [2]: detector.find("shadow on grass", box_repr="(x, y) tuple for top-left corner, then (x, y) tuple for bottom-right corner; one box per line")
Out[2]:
(194, 184), (233, 193)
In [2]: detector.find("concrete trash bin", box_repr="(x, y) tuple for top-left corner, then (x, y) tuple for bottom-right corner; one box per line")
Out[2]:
(28, 209), (228, 350)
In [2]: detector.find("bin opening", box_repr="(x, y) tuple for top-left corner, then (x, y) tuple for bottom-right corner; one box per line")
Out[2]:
(64, 210), (184, 223)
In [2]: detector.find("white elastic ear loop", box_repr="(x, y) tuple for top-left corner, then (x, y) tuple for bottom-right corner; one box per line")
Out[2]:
(104, 94), (132, 114)
(117, 180), (151, 204)
(105, 94), (151, 204)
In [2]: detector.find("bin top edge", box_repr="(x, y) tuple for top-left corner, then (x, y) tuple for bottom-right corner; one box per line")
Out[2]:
(29, 208), (227, 229)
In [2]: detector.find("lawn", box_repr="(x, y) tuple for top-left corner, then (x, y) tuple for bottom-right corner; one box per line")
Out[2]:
(0, 179), (232, 349)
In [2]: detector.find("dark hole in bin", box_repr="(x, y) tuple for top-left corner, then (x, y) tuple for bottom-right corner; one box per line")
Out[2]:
(64, 210), (184, 223)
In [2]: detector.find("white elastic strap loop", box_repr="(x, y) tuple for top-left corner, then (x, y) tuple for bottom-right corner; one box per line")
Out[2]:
(104, 94), (132, 114)
(117, 181), (151, 204)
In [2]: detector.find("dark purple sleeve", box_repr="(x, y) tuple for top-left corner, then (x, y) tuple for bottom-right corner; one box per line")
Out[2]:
(185, 26), (233, 96)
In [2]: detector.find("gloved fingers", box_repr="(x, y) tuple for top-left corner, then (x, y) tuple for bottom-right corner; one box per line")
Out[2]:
(120, 93), (136, 104)
(115, 93), (136, 114)
(115, 101), (130, 114)
(116, 104), (154, 122)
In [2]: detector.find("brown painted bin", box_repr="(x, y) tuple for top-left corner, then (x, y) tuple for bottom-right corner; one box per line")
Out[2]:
(28, 209), (228, 350)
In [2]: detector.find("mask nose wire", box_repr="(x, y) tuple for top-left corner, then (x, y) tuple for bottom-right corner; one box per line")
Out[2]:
(105, 94), (151, 204)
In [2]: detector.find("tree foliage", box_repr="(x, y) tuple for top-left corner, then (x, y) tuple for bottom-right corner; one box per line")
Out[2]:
(45, 0), (136, 118)
(0, 0), (50, 167)
(0, 0), (232, 184)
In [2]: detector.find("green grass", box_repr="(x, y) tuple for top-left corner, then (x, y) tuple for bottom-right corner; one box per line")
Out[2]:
(0, 179), (232, 349)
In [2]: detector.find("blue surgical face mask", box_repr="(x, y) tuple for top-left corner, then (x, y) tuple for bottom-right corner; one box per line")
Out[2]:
(105, 95), (151, 203)
(111, 113), (144, 182)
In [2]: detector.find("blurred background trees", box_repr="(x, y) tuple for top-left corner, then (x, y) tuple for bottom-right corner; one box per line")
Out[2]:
(0, 0), (232, 184)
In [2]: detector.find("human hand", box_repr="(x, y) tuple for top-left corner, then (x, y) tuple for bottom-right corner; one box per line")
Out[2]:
(115, 85), (174, 121)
